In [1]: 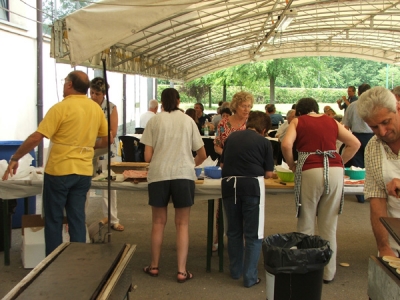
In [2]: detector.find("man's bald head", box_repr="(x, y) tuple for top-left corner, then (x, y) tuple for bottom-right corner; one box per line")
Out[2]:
(66, 71), (90, 95)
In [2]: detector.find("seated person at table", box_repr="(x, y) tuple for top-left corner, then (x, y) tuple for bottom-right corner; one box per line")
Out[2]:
(324, 106), (337, 118)
(140, 99), (158, 128)
(220, 111), (274, 288)
(194, 102), (213, 133)
(185, 108), (201, 134)
(276, 109), (296, 142)
(267, 104), (284, 128)
(212, 101), (230, 128)
(220, 107), (232, 120)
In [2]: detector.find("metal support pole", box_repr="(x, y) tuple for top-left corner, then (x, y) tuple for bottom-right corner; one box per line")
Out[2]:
(206, 199), (214, 272)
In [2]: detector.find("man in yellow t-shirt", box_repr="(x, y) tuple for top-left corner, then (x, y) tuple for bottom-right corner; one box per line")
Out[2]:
(2, 71), (108, 255)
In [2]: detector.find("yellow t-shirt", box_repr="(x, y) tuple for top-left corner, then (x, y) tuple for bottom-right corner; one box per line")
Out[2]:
(37, 95), (108, 176)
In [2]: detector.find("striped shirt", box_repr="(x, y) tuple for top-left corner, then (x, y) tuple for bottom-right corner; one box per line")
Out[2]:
(364, 136), (400, 199)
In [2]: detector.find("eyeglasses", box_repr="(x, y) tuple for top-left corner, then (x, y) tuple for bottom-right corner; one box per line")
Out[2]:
(239, 104), (252, 110)
(61, 78), (70, 85)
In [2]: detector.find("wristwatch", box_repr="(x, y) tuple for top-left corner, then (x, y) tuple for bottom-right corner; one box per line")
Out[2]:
(9, 155), (19, 162)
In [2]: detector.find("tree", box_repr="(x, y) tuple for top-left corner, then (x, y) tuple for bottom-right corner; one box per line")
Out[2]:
(180, 78), (211, 104)
(42, 0), (91, 34)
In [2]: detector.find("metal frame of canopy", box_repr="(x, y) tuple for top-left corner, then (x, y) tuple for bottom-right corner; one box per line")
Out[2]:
(51, 0), (400, 82)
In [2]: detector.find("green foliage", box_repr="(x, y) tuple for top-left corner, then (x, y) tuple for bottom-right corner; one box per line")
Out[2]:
(157, 83), (347, 105)
(42, 0), (91, 34)
(180, 80), (210, 102)
(158, 57), (400, 106)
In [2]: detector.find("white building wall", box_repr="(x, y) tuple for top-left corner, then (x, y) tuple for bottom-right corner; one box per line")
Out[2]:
(0, 4), (155, 147)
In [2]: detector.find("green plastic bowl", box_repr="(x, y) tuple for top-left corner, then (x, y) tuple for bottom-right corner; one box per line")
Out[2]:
(276, 171), (295, 182)
(344, 168), (365, 180)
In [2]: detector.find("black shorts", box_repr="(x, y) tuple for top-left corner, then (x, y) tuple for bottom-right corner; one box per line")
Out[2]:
(148, 179), (195, 208)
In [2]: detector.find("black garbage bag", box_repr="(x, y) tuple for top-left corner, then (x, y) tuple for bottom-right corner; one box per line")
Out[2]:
(263, 232), (332, 274)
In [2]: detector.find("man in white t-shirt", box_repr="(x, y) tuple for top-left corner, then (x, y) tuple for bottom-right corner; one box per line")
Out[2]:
(140, 99), (159, 128)
(276, 109), (296, 142)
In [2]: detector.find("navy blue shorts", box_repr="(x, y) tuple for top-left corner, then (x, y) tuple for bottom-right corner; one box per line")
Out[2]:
(148, 179), (195, 208)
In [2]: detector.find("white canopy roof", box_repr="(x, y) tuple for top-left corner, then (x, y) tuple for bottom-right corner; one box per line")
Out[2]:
(51, 0), (400, 82)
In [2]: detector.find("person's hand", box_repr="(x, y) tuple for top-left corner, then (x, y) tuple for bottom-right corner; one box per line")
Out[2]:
(336, 99), (342, 104)
(386, 178), (400, 197)
(378, 245), (398, 258)
(2, 160), (19, 181)
(342, 96), (347, 101)
(289, 163), (296, 173)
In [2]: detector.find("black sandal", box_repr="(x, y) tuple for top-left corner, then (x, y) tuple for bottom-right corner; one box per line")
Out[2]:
(247, 278), (261, 288)
(143, 265), (159, 277)
(177, 270), (193, 283)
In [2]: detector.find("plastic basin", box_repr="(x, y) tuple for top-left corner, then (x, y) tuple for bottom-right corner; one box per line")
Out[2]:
(195, 167), (202, 177)
(344, 168), (365, 180)
(276, 171), (295, 182)
(204, 166), (222, 179)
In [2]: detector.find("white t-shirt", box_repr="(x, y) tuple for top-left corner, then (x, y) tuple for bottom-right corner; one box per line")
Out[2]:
(140, 111), (156, 128)
(140, 110), (204, 183)
(276, 120), (289, 142)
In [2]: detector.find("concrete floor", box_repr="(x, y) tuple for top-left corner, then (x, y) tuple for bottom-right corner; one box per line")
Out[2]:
(0, 190), (376, 299)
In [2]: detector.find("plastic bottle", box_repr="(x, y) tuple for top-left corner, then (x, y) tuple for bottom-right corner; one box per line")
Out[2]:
(204, 125), (209, 137)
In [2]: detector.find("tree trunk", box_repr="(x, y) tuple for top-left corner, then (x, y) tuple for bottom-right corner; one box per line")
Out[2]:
(208, 86), (212, 108)
(223, 83), (227, 101)
(270, 77), (275, 103)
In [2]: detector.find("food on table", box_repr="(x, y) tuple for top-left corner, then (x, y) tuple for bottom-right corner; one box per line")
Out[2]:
(123, 170), (148, 180)
(382, 256), (400, 263)
(389, 261), (400, 268)
(344, 179), (365, 185)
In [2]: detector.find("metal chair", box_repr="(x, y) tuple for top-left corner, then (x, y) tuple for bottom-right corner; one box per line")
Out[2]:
(135, 127), (144, 134)
(118, 136), (145, 162)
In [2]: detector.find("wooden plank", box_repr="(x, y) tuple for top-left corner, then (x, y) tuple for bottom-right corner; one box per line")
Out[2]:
(2, 243), (70, 300)
(15, 243), (127, 300)
(110, 162), (149, 174)
(264, 178), (294, 189)
(110, 162), (149, 168)
(97, 245), (136, 300)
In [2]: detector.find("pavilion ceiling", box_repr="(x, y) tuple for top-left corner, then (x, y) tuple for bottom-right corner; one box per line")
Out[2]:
(51, 0), (400, 82)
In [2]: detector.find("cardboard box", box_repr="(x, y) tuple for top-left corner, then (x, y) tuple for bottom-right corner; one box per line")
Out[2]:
(21, 215), (89, 269)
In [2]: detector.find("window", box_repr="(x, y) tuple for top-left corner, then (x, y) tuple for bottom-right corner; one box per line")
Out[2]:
(0, 0), (8, 21)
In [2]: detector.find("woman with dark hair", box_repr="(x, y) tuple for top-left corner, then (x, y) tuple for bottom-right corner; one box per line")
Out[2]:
(185, 108), (200, 134)
(89, 77), (124, 231)
(281, 97), (360, 284)
(140, 88), (207, 283)
(221, 111), (274, 287)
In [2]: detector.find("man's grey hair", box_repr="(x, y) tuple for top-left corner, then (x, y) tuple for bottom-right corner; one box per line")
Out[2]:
(357, 87), (396, 120)
(149, 99), (158, 109)
(392, 86), (400, 96)
(286, 109), (295, 118)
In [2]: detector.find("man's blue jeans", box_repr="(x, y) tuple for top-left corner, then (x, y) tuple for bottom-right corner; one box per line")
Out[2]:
(43, 173), (91, 255)
(223, 195), (262, 287)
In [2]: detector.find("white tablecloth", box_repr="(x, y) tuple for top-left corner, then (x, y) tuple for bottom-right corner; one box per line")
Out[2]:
(0, 177), (363, 200)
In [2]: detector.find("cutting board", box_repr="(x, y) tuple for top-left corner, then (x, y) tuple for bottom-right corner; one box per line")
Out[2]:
(264, 178), (294, 189)
(110, 162), (149, 174)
